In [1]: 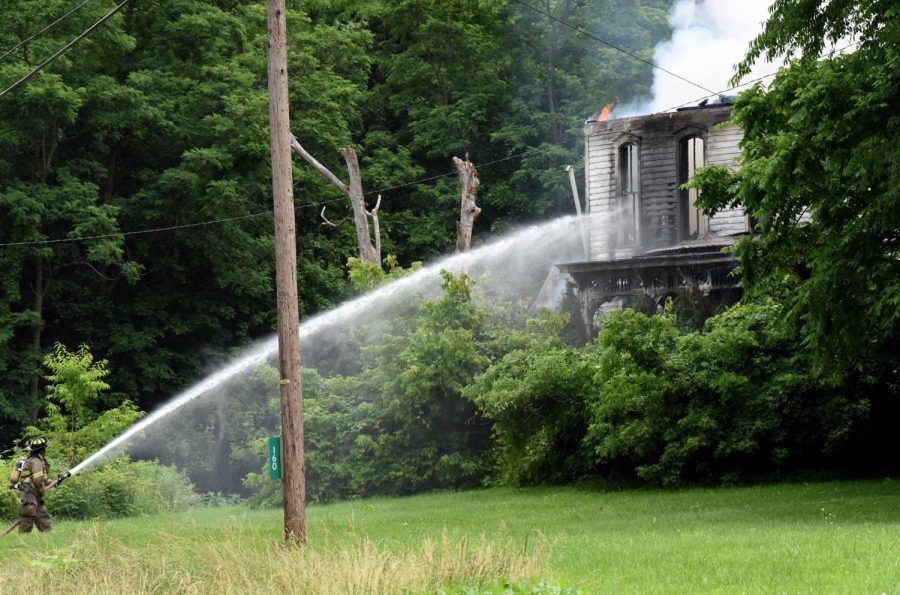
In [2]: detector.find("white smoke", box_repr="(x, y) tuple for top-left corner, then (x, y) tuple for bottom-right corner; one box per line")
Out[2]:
(616, 0), (775, 117)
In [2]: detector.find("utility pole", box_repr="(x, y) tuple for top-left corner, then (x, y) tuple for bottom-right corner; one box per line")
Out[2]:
(267, 0), (306, 543)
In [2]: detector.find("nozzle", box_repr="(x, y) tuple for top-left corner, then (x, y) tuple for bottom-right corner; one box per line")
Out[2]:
(52, 471), (72, 488)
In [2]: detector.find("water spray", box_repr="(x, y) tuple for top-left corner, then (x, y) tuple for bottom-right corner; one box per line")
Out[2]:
(55, 214), (609, 481)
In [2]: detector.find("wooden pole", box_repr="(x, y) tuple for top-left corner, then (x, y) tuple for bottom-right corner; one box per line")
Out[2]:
(267, 0), (306, 543)
(566, 165), (590, 259)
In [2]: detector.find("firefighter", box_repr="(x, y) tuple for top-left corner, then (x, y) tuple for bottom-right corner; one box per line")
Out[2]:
(9, 436), (52, 533)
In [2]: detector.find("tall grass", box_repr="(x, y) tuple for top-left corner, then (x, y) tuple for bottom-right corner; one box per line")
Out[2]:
(1, 480), (897, 593)
(1, 524), (544, 594)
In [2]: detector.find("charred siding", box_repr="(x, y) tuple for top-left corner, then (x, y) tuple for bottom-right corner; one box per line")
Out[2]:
(584, 105), (747, 260)
(706, 124), (746, 235)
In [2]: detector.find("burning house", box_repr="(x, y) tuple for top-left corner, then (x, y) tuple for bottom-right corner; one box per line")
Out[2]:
(560, 100), (749, 332)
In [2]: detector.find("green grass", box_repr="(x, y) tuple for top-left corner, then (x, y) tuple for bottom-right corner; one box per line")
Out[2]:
(1, 479), (898, 593)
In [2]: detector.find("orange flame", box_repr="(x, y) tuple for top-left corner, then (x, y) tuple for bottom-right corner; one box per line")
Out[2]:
(596, 101), (615, 122)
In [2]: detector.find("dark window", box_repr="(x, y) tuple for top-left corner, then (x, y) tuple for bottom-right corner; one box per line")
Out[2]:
(618, 143), (640, 246)
(679, 136), (707, 239)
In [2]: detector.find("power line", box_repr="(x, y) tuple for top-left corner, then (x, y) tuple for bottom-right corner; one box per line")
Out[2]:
(0, 74), (787, 249)
(363, 41), (863, 200)
(0, 0), (130, 100)
(363, 142), (564, 198)
(0, 35), (858, 249)
(0, 0), (94, 63)
(510, 0), (716, 96)
(663, 41), (861, 113)
(0, 55), (829, 250)
(364, 132), (594, 197)
(0, 211), (273, 247)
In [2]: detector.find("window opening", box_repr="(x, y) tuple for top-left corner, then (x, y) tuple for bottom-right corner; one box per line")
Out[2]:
(618, 143), (640, 246)
(679, 136), (707, 239)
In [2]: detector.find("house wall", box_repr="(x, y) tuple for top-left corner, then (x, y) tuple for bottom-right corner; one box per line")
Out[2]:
(705, 124), (746, 235)
(583, 105), (747, 261)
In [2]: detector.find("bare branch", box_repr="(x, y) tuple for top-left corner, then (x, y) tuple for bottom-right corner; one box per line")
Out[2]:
(319, 206), (342, 227)
(83, 260), (116, 281)
(366, 194), (382, 215)
(339, 146), (380, 265)
(289, 134), (350, 194)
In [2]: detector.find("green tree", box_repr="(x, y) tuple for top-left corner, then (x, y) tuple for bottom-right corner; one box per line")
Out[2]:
(492, 0), (670, 223)
(0, 0), (139, 424)
(29, 343), (142, 467)
(690, 0), (899, 379)
(0, 1), (373, 439)
(0, 0), (681, 450)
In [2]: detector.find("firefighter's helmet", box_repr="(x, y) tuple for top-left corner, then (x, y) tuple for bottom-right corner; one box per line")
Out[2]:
(25, 436), (48, 452)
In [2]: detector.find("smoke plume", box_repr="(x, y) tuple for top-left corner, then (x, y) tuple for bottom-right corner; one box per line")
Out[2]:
(617, 0), (774, 117)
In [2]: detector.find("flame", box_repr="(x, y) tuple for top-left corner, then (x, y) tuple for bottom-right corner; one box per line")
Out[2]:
(596, 101), (615, 122)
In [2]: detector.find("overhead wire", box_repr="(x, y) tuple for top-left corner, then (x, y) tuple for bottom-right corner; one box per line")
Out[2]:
(0, 0), (130, 99)
(663, 41), (860, 112)
(0, 0), (94, 63)
(0, 211), (274, 247)
(0, 3), (860, 248)
(0, 58), (828, 250)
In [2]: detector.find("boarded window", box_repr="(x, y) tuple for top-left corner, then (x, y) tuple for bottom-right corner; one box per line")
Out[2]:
(617, 143), (640, 246)
(679, 136), (708, 239)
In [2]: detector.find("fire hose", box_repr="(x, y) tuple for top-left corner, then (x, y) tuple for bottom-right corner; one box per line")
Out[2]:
(2, 471), (72, 537)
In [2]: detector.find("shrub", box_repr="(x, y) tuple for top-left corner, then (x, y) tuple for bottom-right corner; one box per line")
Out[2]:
(467, 311), (595, 485)
(44, 458), (200, 519)
(473, 302), (881, 487)
(584, 309), (684, 482)
(31, 343), (143, 467)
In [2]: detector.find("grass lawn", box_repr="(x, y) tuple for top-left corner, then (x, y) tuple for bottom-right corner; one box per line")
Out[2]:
(1, 479), (897, 593)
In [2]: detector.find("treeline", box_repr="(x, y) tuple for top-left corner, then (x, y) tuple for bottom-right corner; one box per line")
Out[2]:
(0, 0), (673, 443)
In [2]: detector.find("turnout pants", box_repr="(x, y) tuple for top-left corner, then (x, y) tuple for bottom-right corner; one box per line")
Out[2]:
(18, 499), (52, 533)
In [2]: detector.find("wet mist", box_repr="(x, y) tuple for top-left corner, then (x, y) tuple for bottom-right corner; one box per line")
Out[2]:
(83, 214), (610, 494)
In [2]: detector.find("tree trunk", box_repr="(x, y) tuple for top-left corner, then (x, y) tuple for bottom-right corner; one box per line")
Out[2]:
(453, 156), (481, 253)
(29, 258), (45, 404)
(340, 147), (380, 265)
(103, 144), (119, 201)
(289, 136), (380, 265)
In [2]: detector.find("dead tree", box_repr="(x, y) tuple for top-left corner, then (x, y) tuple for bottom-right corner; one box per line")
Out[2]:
(453, 154), (481, 252)
(290, 135), (381, 265)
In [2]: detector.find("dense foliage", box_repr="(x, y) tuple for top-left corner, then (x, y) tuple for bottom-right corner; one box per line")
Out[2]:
(246, 272), (500, 504)
(6, 276), (894, 517)
(245, 279), (893, 506)
(0, 0), (671, 445)
(690, 0), (899, 381)
(471, 303), (891, 487)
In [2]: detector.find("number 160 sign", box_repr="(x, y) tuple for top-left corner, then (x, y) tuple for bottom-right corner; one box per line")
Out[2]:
(268, 436), (281, 480)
